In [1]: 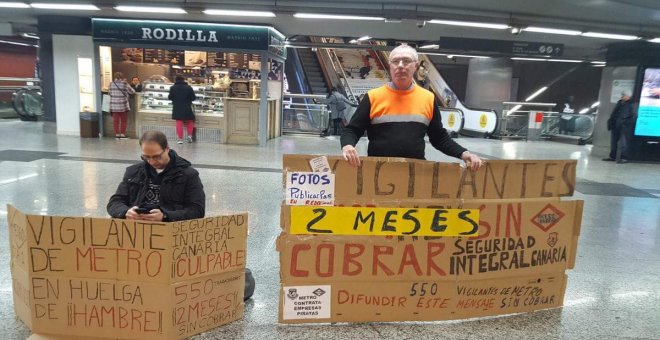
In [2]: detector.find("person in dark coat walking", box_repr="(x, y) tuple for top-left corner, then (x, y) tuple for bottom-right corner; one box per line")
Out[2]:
(168, 75), (197, 144)
(603, 91), (635, 163)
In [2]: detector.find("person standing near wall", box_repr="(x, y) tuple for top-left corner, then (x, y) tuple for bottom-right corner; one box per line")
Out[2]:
(109, 72), (135, 139)
(603, 91), (635, 163)
(168, 75), (197, 144)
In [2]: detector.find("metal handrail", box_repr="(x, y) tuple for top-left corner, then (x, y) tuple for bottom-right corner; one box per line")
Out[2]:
(0, 77), (40, 83)
(317, 37), (357, 103)
(283, 93), (330, 133)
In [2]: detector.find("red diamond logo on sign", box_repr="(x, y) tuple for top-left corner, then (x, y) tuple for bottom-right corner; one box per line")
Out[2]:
(531, 204), (565, 232)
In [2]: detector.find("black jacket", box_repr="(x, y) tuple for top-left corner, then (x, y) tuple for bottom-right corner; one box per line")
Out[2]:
(107, 150), (205, 221)
(168, 81), (197, 121)
(607, 100), (635, 131)
(341, 87), (466, 160)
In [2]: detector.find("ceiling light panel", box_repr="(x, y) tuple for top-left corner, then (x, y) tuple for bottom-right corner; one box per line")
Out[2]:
(0, 2), (29, 8)
(429, 20), (509, 30)
(294, 13), (384, 21)
(582, 32), (639, 40)
(31, 3), (100, 10)
(115, 6), (186, 14)
(204, 9), (275, 17)
(524, 26), (581, 36)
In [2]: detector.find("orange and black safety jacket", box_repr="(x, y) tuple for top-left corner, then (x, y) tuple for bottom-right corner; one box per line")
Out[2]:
(340, 84), (467, 160)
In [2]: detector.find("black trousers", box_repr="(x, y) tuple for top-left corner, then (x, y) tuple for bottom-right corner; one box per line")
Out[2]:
(609, 127), (629, 160)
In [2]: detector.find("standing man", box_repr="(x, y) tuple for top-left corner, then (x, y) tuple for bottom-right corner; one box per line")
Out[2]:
(341, 44), (483, 171)
(323, 87), (356, 136)
(107, 130), (205, 221)
(603, 91), (635, 163)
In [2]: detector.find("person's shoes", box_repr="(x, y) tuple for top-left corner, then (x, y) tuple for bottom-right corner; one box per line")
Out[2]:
(119, 134), (127, 139)
(602, 157), (615, 161)
(616, 159), (628, 164)
(177, 139), (184, 144)
(115, 135), (121, 140)
(244, 268), (255, 301)
(186, 136), (193, 143)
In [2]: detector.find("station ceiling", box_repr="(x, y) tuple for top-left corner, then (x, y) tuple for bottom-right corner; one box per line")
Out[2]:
(1, 0), (659, 60)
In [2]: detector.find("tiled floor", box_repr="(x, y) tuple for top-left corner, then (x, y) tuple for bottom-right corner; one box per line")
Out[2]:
(0, 120), (658, 339)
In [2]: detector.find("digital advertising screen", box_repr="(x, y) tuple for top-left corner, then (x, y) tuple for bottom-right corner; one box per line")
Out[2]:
(635, 67), (660, 137)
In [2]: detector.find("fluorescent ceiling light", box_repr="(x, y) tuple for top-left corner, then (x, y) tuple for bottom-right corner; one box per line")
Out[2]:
(204, 9), (275, 17)
(511, 57), (548, 61)
(525, 86), (547, 101)
(429, 19), (509, 30)
(0, 2), (29, 8)
(0, 39), (37, 47)
(21, 33), (39, 40)
(447, 54), (489, 59)
(31, 3), (99, 10)
(649, 38), (660, 43)
(524, 26), (581, 36)
(419, 44), (439, 49)
(591, 61), (606, 64)
(547, 59), (583, 63)
(591, 102), (600, 108)
(115, 6), (186, 13)
(582, 32), (639, 40)
(294, 13), (384, 21)
(507, 104), (523, 115)
(579, 108), (589, 114)
(357, 35), (371, 41)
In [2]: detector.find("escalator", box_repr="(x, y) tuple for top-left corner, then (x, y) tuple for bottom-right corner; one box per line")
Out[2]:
(418, 54), (498, 137)
(0, 77), (43, 121)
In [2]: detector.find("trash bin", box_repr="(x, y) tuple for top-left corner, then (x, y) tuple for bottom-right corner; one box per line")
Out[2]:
(79, 112), (99, 138)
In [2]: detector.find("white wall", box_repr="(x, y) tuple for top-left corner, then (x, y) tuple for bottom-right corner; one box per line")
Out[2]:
(52, 34), (95, 136)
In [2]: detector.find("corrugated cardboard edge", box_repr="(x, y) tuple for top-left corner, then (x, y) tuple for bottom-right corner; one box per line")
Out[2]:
(28, 334), (111, 340)
(568, 200), (584, 269)
(277, 272), (569, 324)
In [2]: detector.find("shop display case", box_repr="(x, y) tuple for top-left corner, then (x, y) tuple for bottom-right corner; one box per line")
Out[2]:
(140, 81), (227, 115)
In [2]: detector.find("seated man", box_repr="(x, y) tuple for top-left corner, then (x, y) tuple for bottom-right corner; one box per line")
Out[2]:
(107, 130), (205, 222)
(107, 130), (255, 300)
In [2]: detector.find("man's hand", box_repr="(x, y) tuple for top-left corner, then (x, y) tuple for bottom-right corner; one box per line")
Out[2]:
(125, 206), (140, 220)
(139, 209), (165, 222)
(461, 151), (483, 172)
(125, 207), (164, 221)
(342, 145), (361, 167)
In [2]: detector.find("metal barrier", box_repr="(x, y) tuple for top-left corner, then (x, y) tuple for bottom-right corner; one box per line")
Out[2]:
(282, 93), (329, 135)
(497, 102), (595, 142)
(0, 77), (43, 121)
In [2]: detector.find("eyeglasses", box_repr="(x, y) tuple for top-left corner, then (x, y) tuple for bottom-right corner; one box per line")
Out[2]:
(141, 149), (167, 162)
(389, 58), (416, 66)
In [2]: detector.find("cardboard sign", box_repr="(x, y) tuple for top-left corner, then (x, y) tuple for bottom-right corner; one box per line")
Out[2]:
(278, 155), (583, 324)
(279, 273), (566, 323)
(309, 156), (331, 172)
(278, 199), (582, 283)
(8, 205), (247, 339)
(7, 205), (247, 283)
(281, 285), (332, 320)
(289, 206), (480, 236)
(283, 155), (576, 200)
(285, 172), (335, 206)
(13, 266), (244, 339)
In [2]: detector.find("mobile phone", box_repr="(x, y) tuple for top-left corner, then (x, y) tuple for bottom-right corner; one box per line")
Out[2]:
(134, 207), (151, 214)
